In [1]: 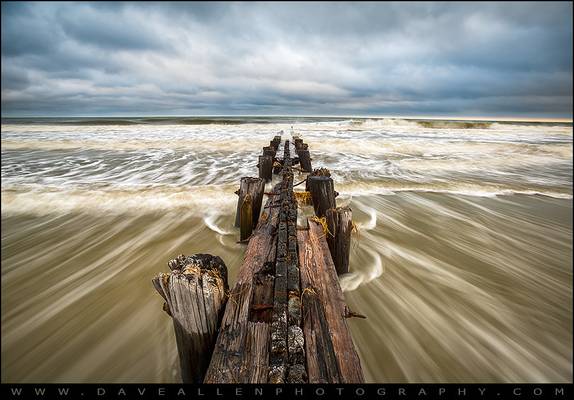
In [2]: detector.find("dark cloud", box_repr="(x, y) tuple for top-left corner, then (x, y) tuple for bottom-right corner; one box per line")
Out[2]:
(1, 64), (30, 91)
(1, 1), (572, 118)
(1, 4), (62, 56)
(57, 4), (170, 51)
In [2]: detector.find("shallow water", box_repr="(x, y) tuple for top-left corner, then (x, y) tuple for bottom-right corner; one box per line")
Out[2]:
(1, 117), (572, 382)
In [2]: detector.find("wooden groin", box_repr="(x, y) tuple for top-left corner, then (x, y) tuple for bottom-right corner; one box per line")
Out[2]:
(153, 133), (363, 383)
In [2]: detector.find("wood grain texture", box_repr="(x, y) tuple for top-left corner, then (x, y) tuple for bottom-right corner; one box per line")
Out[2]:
(152, 254), (228, 383)
(298, 149), (312, 172)
(204, 185), (281, 383)
(234, 177), (265, 228)
(298, 220), (364, 383)
(307, 175), (336, 218)
(326, 206), (353, 275)
(258, 155), (273, 182)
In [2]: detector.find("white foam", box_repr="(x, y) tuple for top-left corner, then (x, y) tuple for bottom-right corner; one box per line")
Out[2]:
(339, 248), (384, 292)
(2, 119), (571, 206)
(337, 183), (573, 200)
(203, 212), (232, 235)
(1, 185), (238, 216)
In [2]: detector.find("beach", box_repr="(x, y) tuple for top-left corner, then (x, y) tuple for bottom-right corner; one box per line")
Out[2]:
(1, 117), (572, 382)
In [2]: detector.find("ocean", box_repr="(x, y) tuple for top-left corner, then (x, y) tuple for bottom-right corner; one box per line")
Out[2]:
(1, 116), (572, 382)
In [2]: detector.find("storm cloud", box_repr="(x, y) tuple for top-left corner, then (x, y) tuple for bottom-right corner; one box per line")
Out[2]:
(1, 1), (572, 118)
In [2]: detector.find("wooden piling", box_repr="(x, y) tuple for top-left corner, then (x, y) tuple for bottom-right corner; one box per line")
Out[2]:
(263, 146), (276, 158)
(234, 177), (265, 228)
(298, 149), (312, 172)
(307, 175), (336, 218)
(326, 207), (353, 275)
(240, 194), (254, 241)
(305, 168), (331, 191)
(258, 155), (273, 182)
(152, 254), (228, 383)
(293, 138), (303, 150)
(271, 136), (281, 151)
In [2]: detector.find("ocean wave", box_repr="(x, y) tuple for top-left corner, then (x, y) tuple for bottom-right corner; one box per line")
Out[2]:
(336, 181), (573, 199)
(341, 118), (493, 129)
(1, 186), (239, 216)
(4, 116), (570, 128)
(344, 118), (420, 128)
(2, 181), (570, 219)
(311, 137), (573, 158)
(0, 138), (271, 151)
(341, 118), (571, 130)
(416, 120), (492, 129)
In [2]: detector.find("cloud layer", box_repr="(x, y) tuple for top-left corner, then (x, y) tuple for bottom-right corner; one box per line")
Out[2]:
(1, 1), (572, 118)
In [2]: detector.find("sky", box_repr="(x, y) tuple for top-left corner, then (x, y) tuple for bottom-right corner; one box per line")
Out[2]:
(1, 1), (572, 119)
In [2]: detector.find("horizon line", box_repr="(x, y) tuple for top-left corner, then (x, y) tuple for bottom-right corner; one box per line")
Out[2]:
(2, 114), (572, 123)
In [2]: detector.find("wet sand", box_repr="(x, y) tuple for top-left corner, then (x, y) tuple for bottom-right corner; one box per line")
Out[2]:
(2, 192), (571, 382)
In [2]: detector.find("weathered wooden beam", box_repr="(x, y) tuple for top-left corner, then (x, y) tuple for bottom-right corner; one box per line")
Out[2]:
(234, 177), (265, 228)
(273, 159), (283, 175)
(326, 206), (353, 275)
(269, 139), (307, 383)
(204, 183), (282, 383)
(269, 175), (289, 383)
(286, 184), (306, 383)
(298, 220), (364, 383)
(258, 155), (273, 182)
(152, 254), (228, 383)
